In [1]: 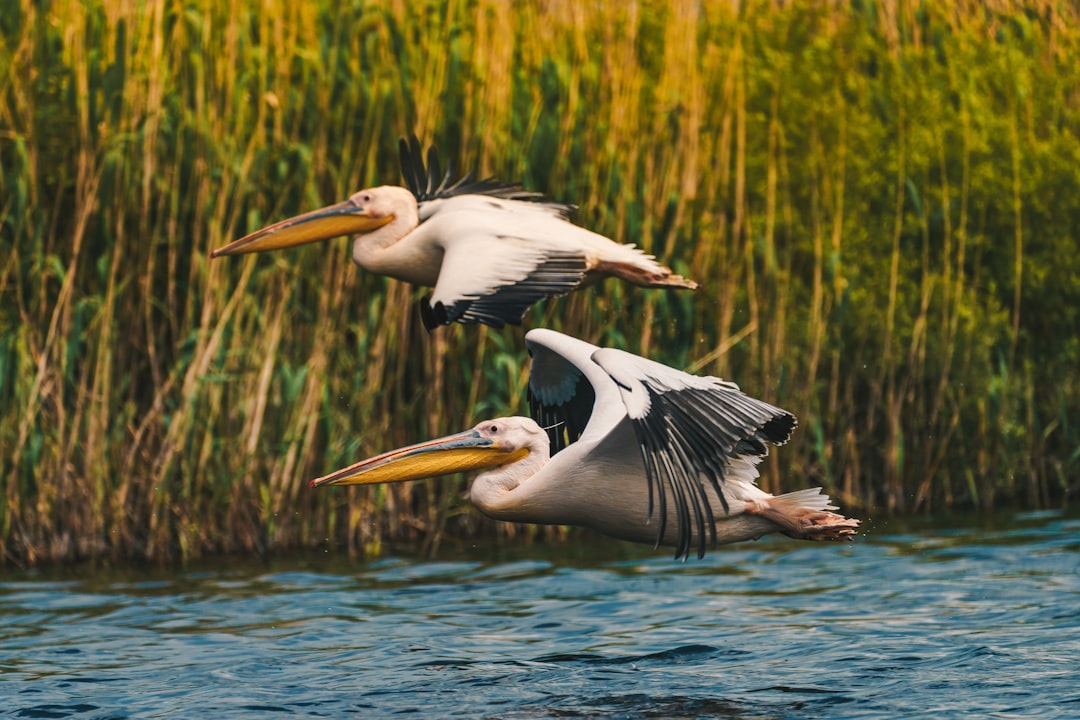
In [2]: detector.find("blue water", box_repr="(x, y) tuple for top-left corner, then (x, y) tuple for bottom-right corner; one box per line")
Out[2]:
(1, 512), (1077, 719)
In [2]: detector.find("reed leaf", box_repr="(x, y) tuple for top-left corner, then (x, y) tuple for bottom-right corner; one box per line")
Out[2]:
(2, 0), (1078, 564)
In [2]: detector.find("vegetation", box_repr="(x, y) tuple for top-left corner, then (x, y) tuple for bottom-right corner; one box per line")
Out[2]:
(1, 0), (1077, 565)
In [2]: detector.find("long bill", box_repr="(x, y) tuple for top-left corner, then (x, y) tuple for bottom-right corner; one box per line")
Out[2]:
(210, 199), (393, 258)
(310, 429), (529, 488)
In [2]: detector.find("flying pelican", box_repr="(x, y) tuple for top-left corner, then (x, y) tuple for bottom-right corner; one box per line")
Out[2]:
(311, 329), (859, 558)
(210, 137), (697, 330)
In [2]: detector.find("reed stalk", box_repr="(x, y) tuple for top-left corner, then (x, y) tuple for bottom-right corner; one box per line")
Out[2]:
(1, 0), (1078, 564)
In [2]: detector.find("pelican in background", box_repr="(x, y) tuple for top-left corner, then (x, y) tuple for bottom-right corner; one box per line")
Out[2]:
(211, 137), (697, 330)
(312, 329), (859, 558)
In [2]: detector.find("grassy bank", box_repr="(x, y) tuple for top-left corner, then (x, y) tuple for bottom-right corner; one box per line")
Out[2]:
(1, 0), (1078, 564)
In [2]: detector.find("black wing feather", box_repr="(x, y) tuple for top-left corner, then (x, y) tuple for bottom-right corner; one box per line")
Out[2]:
(527, 370), (595, 456)
(424, 252), (588, 329)
(398, 135), (576, 217)
(628, 380), (796, 560)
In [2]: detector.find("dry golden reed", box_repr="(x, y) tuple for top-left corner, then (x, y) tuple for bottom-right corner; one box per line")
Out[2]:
(1, 0), (1078, 564)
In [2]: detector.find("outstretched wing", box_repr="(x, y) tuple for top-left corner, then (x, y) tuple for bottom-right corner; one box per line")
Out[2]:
(525, 329), (641, 458)
(591, 347), (797, 559)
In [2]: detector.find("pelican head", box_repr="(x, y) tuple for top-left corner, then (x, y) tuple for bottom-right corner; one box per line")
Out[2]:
(211, 186), (416, 258)
(310, 416), (546, 488)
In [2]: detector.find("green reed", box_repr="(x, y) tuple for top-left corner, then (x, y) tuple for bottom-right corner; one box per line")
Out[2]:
(1, 0), (1077, 564)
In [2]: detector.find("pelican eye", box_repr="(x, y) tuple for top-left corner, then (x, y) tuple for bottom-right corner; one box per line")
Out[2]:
(488, 424), (499, 434)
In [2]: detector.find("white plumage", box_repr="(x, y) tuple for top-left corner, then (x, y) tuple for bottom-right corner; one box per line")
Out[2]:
(312, 329), (860, 558)
(212, 137), (697, 329)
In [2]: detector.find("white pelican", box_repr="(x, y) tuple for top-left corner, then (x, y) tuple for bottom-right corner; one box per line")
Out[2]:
(211, 137), (697, 329)
(312, 329), (859, 558)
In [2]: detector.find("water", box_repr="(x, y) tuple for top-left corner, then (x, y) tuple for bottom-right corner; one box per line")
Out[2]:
(1, 512), (1077, 719)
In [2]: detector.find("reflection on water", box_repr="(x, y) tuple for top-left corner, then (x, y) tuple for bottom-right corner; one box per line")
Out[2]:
(1, 511), (1077, 719)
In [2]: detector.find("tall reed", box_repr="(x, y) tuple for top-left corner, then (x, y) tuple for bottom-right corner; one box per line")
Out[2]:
(1, 0), (1077, 564)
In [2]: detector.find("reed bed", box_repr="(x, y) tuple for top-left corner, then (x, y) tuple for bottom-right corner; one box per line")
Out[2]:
(1, 0), (1077, 564)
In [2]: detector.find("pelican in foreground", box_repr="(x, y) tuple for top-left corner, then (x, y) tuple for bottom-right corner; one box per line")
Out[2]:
(312, 329), (859, 558)
(210, 137), (697, 330)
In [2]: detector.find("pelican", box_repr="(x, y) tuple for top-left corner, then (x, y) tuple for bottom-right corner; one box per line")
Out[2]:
(312, 329), (859, 558)
(211, 137), (697, 330)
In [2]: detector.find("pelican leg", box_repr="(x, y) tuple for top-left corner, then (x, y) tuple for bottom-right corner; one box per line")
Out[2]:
(592, 260), (698, 289)
(744, 492), (860, 541)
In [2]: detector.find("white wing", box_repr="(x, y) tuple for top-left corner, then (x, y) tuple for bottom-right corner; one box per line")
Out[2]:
(525, 330), (799, 557)
(590, 346), (797, 558)
(398, 138), (691, 329)
(419, 198), (591, 329)
(415, 194), (680, 329)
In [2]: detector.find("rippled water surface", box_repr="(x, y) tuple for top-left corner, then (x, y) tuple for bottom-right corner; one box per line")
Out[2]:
(2, 512), (1078, 719)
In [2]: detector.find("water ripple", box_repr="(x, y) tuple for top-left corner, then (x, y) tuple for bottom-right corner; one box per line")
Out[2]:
(0, 512), (1076, 718)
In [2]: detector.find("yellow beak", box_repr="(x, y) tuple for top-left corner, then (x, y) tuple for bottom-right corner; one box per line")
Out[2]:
(211, 199), (394, 258)
(310, 429), (529, 488)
